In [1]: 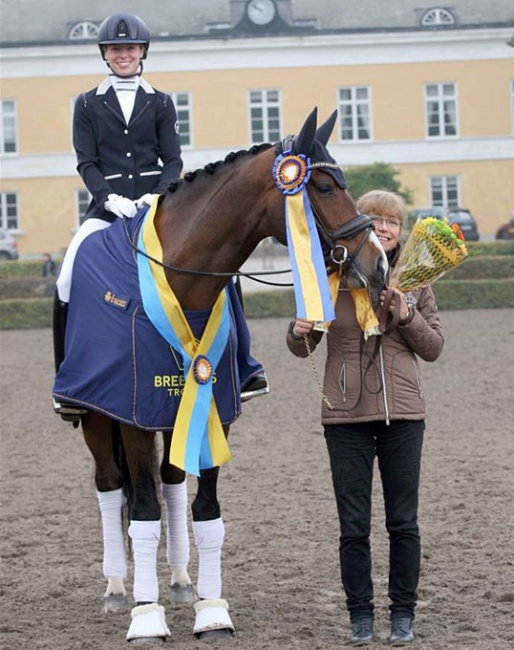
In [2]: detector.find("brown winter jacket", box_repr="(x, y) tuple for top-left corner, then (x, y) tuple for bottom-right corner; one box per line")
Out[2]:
(286, 281), (444, 425)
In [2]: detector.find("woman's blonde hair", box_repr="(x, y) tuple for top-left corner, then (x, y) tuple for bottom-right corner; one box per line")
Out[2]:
(356, 190), (407, 222)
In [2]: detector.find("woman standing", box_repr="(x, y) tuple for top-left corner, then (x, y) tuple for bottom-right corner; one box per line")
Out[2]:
(286, 190), (444, 646)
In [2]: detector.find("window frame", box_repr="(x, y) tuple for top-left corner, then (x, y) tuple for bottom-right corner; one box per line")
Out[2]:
(0, 192), (20, 231)
(169, 92), (193, 148)
(429, 175), (460, 208)
(337, 85), (372, 142)
(425, 82), (459, 139)
(248, 89), (282, 145)
(75, 188), (92, 229)
(1, 99), (18, 154)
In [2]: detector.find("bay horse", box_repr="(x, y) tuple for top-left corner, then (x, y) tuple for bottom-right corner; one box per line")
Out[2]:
(53, 108), (388, 643)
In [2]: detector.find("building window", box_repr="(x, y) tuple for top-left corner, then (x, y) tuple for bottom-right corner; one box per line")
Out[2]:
(68, 22), (99, 40)
(1, 100), (18, 154)
(249, 90), (281, 144)
(430, 176), (460, 208)
(170, 92), (192, 147)
(76, 189), (91, 227)
(425, 83), (458, 138)
(0, 192), (20, 230)
(420, 9), (455, 26)
(338, 87), (371, 141)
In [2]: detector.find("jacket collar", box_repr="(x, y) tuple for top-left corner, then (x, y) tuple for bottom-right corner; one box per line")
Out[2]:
(96, 76), (155, 96)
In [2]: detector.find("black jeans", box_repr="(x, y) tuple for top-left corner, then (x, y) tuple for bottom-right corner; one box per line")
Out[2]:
(324, 420), (424, 622)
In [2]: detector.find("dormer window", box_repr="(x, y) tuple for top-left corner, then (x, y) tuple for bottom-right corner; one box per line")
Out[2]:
(68, 22), (99, 40)
(420, 8), (456, 26)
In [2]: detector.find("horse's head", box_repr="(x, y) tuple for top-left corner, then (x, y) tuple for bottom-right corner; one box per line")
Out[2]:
(274, 108), (388, 289)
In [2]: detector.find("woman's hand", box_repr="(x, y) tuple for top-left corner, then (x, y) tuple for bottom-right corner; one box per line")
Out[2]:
(292, 317), (314, 338)
(380, 287), (410, 321)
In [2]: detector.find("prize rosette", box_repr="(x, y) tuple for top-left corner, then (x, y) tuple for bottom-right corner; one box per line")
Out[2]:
(192, 355), (213, 384)
(390, 217), (469, 292)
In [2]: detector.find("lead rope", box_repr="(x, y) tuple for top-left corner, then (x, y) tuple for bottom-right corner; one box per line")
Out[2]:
(302, 334), (334, 410)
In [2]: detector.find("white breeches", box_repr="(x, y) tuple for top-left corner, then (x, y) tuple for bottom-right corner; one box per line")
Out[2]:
(56, 218), (111, 302)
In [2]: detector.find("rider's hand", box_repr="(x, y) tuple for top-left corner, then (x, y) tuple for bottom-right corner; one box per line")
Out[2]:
(104, 194), (138, 219)
(135, 193), (157, 209)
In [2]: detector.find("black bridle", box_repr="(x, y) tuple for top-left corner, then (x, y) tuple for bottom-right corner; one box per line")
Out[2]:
(123, 155), (374, 284)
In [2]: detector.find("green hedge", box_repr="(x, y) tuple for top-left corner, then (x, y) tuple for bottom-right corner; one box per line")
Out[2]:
(1, 242), (513, 329)
(0, 298), (54, 329)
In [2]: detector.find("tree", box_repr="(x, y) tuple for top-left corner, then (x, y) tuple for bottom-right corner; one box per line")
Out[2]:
(345, 162), (413, 204)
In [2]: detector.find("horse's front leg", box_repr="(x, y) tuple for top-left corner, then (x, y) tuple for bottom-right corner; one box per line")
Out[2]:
(120, 425), (170, 643)
(192, 456), (234, 639)
(82, 411), (128, 613)
(160, 431), (194, 605)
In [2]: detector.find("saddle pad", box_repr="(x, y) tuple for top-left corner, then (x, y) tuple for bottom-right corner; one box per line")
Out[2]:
(52, 215), (241, 430)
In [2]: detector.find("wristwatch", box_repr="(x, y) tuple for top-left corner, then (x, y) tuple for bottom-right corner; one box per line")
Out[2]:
(246, 0), (277, 26)
(399, 307), (415, 326)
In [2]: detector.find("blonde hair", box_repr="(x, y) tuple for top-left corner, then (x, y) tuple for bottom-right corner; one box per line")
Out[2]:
(356, 190), (407, 222)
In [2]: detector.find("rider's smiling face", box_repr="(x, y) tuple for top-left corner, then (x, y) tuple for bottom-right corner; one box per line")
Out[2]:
(104, 44), (144, 77)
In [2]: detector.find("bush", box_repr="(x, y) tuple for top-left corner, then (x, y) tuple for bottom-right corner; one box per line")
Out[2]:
(433, 279), (514, 310)
(0, 298), (53, 329)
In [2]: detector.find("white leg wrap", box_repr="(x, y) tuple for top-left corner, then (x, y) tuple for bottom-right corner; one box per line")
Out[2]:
(126, 603), (170, 641)
(193, 598), (234, 635)
(128, 520), (161, 604)
(161, 481), (190, 581)
(96, 488), (127, 581)
(193, 518), (225, 600)
(56, 218), (110, 302)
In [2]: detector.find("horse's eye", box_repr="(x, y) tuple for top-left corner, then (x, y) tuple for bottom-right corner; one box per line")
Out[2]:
(316, 182), (334, 195)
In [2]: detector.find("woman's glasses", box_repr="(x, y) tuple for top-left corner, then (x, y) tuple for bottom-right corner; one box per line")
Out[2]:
(370, 215), (402, 229)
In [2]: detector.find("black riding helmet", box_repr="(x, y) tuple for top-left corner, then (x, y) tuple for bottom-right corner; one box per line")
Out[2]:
(97, 13), (150, 60)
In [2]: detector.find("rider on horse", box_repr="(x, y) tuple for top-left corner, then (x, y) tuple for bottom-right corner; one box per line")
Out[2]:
(53, 12), (268, 421)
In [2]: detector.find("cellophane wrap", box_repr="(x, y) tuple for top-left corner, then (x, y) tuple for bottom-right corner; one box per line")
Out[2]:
(390, 217), (469, 292)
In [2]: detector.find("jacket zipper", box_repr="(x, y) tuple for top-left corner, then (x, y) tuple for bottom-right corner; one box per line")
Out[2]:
(378, 345), (390, 425)
(339, 362), (347, 402)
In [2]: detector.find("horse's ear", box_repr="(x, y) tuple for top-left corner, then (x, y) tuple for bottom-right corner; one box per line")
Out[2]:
(292, 107), (318, 155)
(315, 110), (338, 146)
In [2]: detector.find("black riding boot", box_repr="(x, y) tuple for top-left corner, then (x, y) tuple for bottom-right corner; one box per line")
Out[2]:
(53, 291), (67, 373)
(52, 292), (86, 424)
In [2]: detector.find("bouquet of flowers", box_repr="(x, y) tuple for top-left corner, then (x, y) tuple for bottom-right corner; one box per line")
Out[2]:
(390, 217), (469, 292)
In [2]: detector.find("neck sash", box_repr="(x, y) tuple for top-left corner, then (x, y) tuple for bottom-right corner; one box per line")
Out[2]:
(137, 199), (232, 476)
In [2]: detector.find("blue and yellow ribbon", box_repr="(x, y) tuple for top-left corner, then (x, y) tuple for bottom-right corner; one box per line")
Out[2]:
(136, 198), (232, 476)
(273, 152), (337, 324)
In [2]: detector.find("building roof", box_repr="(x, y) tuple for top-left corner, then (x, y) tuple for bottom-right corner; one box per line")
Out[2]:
(2, 0), (513, 46)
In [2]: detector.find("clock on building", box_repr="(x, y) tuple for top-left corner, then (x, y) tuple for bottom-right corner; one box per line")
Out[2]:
(246, 0), (277, 26)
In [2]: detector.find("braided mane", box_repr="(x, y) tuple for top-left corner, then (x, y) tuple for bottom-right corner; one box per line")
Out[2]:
(167, 143), (273, 193)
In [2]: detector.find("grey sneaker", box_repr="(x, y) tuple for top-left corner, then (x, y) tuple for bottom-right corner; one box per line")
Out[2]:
(389, 617), (414, 645)
(349, 617), (374, 646)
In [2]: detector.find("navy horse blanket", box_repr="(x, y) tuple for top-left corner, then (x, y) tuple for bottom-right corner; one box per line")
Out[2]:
(52, 214), (241, 430)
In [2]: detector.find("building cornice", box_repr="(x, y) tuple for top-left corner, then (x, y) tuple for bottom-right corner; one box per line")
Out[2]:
(1, 27), (513, 79)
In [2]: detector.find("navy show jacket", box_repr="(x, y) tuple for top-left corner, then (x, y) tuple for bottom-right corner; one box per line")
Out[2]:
(73, 77), (183, 222)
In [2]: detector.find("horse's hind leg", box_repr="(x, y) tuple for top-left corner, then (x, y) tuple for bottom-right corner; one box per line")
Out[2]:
(191, 466), (234, 639)
(160, 431), (194, 605)
(82, 411), (129, 613)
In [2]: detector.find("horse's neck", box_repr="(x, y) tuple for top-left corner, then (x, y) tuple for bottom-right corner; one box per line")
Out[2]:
(159, 162), (272, 310)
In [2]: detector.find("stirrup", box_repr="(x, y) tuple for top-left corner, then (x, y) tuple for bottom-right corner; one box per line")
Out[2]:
(53, 398), (88, 422)
(240, 373), (270, 403)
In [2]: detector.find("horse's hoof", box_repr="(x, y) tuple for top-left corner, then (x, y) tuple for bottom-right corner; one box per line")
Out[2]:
(102, 593), (129, 613)
(126, 604), (170, 643)
(170, 582), (195, 606)
(128, 637), (165, 645)
(196, 628), (234, 640)
(193, 598), (234, 639)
